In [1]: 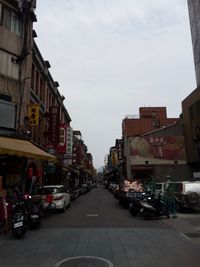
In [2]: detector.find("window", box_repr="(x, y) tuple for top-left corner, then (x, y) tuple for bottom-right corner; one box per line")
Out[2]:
(0, 4), (22, 37)
(156, 184), (162, 190)
(197, 101), (200, 115)
(189, 105), (194, 120)
(60, 186), (66, 193)
(11, 12), (22, 36)
(40, 79), (45, 103)
(3, 6), (12, 30)
(0, 99), (16, 129)
(31, 64), (35, 90)
(152, 111), (157, 118)
(0, 50), (19, 79)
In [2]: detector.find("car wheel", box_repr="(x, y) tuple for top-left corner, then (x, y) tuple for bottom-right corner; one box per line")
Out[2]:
(130, 209), (138, 216)
(186, 192), (199, 203)
(61, 203), (66, 213)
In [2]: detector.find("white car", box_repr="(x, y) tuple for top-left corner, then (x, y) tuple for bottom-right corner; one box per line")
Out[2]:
(38, 185), (71, 212)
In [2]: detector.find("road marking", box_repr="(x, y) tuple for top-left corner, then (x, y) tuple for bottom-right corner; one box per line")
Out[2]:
(86, 214), (98, 217)
(55, 256), (113, 267)
(179, 233), (191, 240)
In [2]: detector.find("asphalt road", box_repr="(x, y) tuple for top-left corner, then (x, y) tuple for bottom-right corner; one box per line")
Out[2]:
(1, 185), (200, 267)
(41, 185), (169, 229)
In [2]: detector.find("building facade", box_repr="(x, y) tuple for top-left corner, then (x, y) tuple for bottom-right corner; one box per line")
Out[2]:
(187, 0), (200, 87)
(182, 88), (200, 179)
(0, 1), (95, 195)
(133, 122), (191, 182)
(122, 107), (179, 179)
(0, 0), (36, 135)
(179, 1), (200, 179)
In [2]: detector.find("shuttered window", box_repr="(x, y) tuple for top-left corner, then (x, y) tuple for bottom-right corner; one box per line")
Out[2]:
(0, 50), (19, 80)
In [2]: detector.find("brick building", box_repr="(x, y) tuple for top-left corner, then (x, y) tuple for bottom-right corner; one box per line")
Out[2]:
(122, 107), (180, 180)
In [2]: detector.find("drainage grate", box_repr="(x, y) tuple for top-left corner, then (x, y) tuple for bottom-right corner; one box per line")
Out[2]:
(184, 232), (200, 238)
(55, 256), (113, 267)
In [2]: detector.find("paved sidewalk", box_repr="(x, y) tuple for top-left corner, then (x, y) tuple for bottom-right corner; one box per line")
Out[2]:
(1, 225), (200, 267)
(1, 187), (200, 267)
(163, 214), (200, 245)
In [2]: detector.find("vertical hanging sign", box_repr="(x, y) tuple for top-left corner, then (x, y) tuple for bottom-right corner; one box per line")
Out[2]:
(48, 106), (60, 146)
(57, 123), (67, 154)
(28, 104), (40, 126)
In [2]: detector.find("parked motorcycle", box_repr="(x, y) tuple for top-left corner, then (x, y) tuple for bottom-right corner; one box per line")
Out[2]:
(68, 188), (80, 201)
(140, 194), (170, 219)
(24, 194), (42, 229)
(12, 200), (27, 238)
(29, 203), (42, 229)
(129, 192), (149, 216)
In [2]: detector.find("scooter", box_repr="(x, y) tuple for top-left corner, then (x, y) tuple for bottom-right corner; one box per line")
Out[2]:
(129, 192), (149, 216)
(24, 194), (42, 229)
(29, 203), (42, 229)
(12, 201), (27, 238)
(140, 195), (170, 219)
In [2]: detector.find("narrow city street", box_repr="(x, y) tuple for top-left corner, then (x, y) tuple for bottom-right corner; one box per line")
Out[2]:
(41, 185), (169, 229)
(0, 185), (200, 267)
(2, 1), (200, 267)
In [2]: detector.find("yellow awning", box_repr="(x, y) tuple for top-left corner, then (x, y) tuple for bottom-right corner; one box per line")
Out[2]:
(0, 136), (56, 161)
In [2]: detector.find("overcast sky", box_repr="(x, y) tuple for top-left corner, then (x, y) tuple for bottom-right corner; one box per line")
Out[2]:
(34, 0), (196, 169)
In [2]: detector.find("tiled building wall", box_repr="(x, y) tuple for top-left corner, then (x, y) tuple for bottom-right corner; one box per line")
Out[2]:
(188, 0), (200, 87)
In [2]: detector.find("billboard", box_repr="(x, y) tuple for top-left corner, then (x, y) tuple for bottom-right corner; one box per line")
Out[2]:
(130, 136), (186, 162)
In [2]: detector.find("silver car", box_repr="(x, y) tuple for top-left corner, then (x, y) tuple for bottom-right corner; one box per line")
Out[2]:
(38, 185), (71, 212)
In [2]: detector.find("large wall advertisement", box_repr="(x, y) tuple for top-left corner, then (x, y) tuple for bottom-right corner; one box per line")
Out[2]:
(130, 136), (186, 163)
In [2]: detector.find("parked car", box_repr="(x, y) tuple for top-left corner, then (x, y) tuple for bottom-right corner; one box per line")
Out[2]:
(38, 185), (71, 212)
(164, 181), (200, 211)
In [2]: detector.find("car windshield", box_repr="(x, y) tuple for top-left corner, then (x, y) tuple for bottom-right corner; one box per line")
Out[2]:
(38, 187), (59, 195)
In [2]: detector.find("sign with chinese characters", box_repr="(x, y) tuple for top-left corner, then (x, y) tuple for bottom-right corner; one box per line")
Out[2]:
(116, 139), (123, 160)
(28, 104), (40, 126)
(130, 136), (186, 161)
(64, 126), (73, 165)
(48, 106), (60, 145)
(57, 123), (67, 154)
(66, 126), (73, 154)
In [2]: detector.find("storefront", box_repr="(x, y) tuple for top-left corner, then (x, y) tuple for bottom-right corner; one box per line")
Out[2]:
(64, 166), (80, 189)
(0, 136), (55, 195)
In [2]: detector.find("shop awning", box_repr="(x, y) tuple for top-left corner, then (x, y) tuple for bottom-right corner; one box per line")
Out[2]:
(63, 166), (80, 175)
(0, 136), (56, 161)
